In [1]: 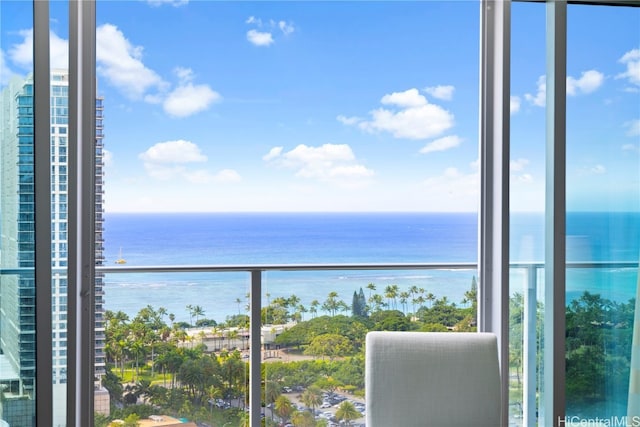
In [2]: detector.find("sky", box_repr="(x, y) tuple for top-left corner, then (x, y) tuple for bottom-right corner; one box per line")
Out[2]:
(1, 1), (638, 213)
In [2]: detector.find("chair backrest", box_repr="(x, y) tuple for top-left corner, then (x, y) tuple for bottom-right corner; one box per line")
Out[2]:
(366, 331), (501, 427)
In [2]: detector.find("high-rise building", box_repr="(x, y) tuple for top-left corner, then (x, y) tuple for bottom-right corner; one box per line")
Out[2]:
(0, 69), (107, 426)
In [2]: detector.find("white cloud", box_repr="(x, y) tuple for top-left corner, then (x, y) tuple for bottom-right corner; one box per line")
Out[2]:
(381, 88), (426, 108)
(579, 164), (606, 176)
(247, 29), (274, 47)
(97, 24), (166, 99)
(510, 158), (534, 183)
(510, 96), (521, 115)
(510, 158), (529, 172)
(516, 173), (533, 183)
(140, 140), (211, 181)
(1, 49), (14, 85)
(50, 32), (69, 69)
(525, 70), (604, 107)
(341, 88), (454, 140)
(419, 135), (462, 154)
(7, 29), (33, 68)
(525, 75), (547, 107)
(263, 146), (283, 161)
(424, 85), (455, 101)
(625, 119), (640, 137)
(264, 143), (373, 184)
(336, 115), (361, 126)
(7, 29), (69, 70)
(102, 149), (114, 167)
(6, 26), (220, 118)
(163, 82), (221, 118)
(140, 140), (207, 164)
(279, 21), (295, 35)
(360, 105), (454, 140)
(566, 70), (604, 95)
(622, 143), (639, 153)
(146, 0), (189, 6)
(245, 16), (294, 46)
(174, 66), (194, 83)
(617, 48), (640, 87)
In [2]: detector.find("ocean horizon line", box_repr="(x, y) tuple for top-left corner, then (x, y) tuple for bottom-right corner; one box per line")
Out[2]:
(103, 210), (639, 215)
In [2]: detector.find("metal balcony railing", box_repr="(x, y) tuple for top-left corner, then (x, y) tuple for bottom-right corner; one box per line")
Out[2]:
(2, 260), (638, 427)
(98, 262), (478, 426)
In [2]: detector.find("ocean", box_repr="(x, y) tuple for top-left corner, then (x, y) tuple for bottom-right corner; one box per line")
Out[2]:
(101, 212), (640, 323)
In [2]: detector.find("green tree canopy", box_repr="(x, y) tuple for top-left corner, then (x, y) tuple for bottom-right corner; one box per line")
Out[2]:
(304, 334), (354, 360)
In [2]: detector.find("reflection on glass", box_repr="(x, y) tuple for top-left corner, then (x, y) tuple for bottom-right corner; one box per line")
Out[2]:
(565, 4), (640, 422)
(510, 2), (546, 425)
(1, 1), (37, 425)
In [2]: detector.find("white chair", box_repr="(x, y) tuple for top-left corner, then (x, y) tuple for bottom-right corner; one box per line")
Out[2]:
(365, 331), (501, 427)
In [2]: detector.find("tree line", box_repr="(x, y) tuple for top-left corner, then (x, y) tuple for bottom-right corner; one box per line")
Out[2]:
(99, 278), (634, 425)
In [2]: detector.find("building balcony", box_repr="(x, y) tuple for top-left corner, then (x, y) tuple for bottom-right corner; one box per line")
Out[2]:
(77, 260), (638, 426)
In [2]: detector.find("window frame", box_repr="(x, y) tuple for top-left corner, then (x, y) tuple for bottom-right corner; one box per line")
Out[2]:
(25, 0), (640, 425)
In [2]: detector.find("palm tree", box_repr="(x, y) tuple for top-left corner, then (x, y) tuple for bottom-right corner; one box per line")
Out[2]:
(384, 285), (398, 309)
(323, 291), (341, 316)
(309, 300), (320, 318)
(297, 304), (308, 321)
(426, 292), (436, 308)
(206, 385), (222, 415)
(274, 395), (295, 425)
(157, 306), (167, 322)
(399, 291), (410, 314)
(131, 378), (152, 402)
(339, 301), (350, 315)
(409, 285), (419, 313)
(192, 305), (205, 325)
(288, 294), (301, 311)
(366, 282), (376, 300)
(227, 329), (239, 350)
(186, 304), (194, 326)
(244, 292), (251, 313)
(263, 292), (273, 323)
(300, 385), (322, 413)
(335, 401), (361, 426)
(235, 297), (242, 315)
(369, 294), (385, 312)
(264, 381), (281, 421)
(291, 410), (315, 427)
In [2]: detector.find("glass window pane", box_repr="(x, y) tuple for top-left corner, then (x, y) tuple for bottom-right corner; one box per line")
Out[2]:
(96, 1), (478, 425)
(1, 1), (37, 425)
(565, 4), (640, 422)
(510, 2), (546, 425)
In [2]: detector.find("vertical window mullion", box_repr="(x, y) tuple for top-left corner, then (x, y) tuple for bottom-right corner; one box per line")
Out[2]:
(544, 0), (567, 425)
(479, 1), (511, 425)
(250, 270), (262, 427)
(34, 0), (53, 425)
(68, 1), (97, 425)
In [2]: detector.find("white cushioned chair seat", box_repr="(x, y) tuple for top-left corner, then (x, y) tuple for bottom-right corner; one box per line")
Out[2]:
(366, 331), (501, 427)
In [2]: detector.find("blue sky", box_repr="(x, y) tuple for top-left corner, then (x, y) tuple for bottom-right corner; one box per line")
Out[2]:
(1, 1), (638, 212)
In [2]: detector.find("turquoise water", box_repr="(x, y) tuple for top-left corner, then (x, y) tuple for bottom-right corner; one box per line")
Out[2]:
(101, 212), (640, 323)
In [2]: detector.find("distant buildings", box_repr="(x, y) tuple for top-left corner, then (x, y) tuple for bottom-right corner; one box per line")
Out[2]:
(0, 70), (107, 426)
